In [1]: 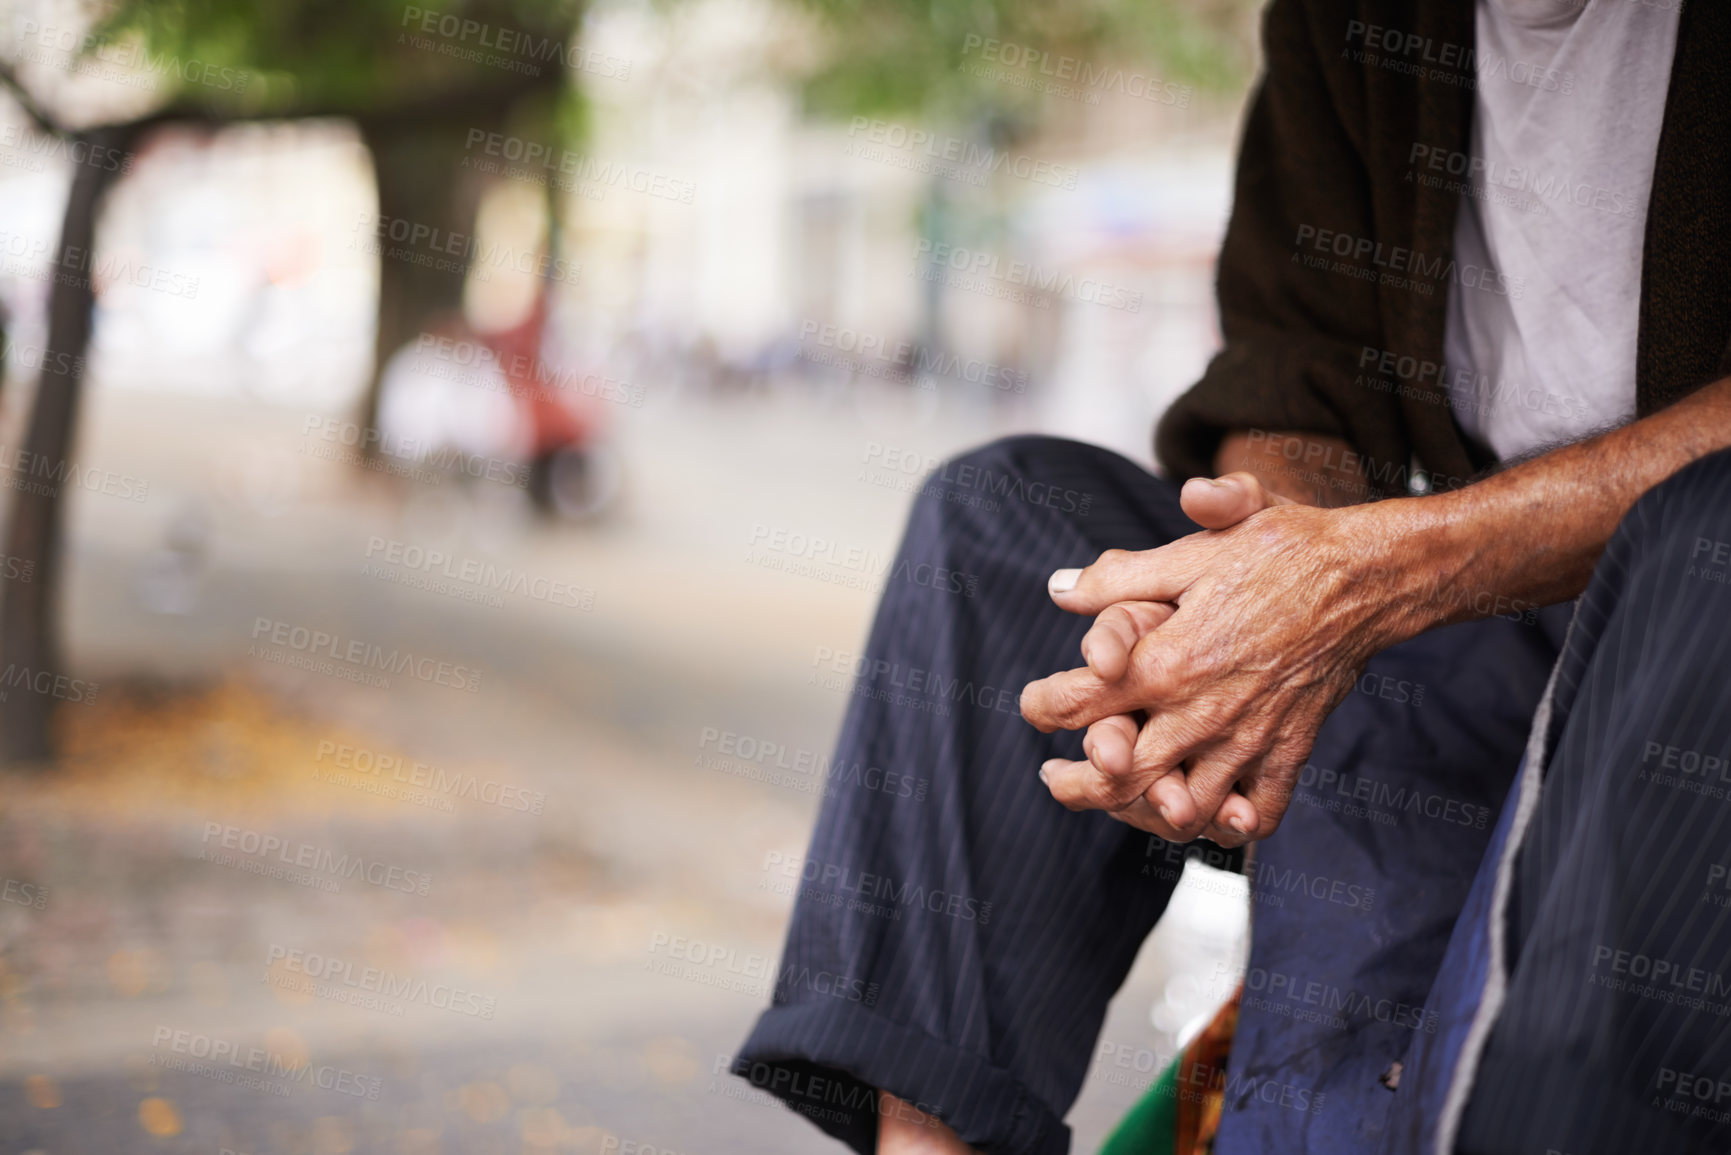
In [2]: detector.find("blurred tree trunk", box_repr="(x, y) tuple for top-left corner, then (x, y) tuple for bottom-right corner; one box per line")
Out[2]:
(354, 67), (565, 455)
(355, 122), (489, 454)
(0, 124), (136, 765)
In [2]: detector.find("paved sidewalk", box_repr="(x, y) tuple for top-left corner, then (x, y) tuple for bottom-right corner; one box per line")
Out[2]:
(0, 385), (1246, 1153)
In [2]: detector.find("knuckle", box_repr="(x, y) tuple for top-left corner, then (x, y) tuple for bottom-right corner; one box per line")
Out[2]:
(1078, 781), (1114, 810)
(1131, 650), (1177, 699)
(1046, 685), (1080, 724)
(1054, 682), (1105, 727)
(1086, 771), (1138, 811)
(1089, 549), (1133, 582)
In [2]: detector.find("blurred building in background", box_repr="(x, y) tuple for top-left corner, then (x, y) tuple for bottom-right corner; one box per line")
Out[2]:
(0, 0), (1260, 1150)
(1, 0), (1241, 463)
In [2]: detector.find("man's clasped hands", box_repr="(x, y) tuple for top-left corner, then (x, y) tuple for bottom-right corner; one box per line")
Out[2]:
(1019, 468), (1421, 849)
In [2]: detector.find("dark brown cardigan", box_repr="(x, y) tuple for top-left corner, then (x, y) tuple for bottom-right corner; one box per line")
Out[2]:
(1155, 0), (1731, 495)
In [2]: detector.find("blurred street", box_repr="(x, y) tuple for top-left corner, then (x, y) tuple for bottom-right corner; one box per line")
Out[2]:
(0, 383), (1248, 1153)
(0, 0), (1258, 1147)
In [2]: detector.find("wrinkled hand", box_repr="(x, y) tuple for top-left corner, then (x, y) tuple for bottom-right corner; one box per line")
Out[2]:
(1022, 472), (1400, 847)
(1073, 473), (1294, 681)
(1059, 473), (1288, 842)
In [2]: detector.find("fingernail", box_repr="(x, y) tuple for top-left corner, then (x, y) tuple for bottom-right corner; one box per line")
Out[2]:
(1205, 477), (1230, 488)
(1156, 804), (1173, 826)
(1048, 568), (1081, 594)
(1038, 760), (1056, 785)
(1227, 815), (1248, 834)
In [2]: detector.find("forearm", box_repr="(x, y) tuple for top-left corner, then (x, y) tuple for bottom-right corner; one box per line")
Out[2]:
(1363, 375), (1731, 640)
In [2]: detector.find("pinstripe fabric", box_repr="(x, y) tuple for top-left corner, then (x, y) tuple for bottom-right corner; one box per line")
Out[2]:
(1447, 447), (1731, 1154)
(734, 436), (1237, 1154)
(1366, 713), (1556, 1155)
(737, 437), (1731, 1155)
(1211, 603), (1570, 1155)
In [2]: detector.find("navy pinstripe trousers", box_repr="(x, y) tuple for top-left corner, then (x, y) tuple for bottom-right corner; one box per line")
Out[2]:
(735, 436), (1731, 1155)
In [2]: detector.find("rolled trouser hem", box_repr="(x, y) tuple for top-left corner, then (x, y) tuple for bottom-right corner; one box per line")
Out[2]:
(735, 1001), (1068, 1155)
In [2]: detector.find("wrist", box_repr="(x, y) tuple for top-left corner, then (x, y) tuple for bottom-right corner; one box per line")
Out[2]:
(1335, 492), (1469, 648)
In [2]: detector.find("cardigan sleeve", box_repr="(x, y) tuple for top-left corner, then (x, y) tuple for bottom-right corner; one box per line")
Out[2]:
(1155, 0), (1414, 493)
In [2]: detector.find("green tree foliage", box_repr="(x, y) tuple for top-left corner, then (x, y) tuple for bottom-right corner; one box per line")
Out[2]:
(86, 0), (1255, 130)
(89, 0), (586, 128)
(784, 0), (1260, 123)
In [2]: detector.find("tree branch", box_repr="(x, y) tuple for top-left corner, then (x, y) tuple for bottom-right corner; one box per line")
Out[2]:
(0, 51), (562, 146)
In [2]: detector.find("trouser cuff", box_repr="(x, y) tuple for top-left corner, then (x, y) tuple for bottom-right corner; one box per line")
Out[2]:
(734, 1000), (1068, 1155)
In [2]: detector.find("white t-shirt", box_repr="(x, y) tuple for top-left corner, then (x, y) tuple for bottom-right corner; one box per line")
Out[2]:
(1443, 0), (1681, 462)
